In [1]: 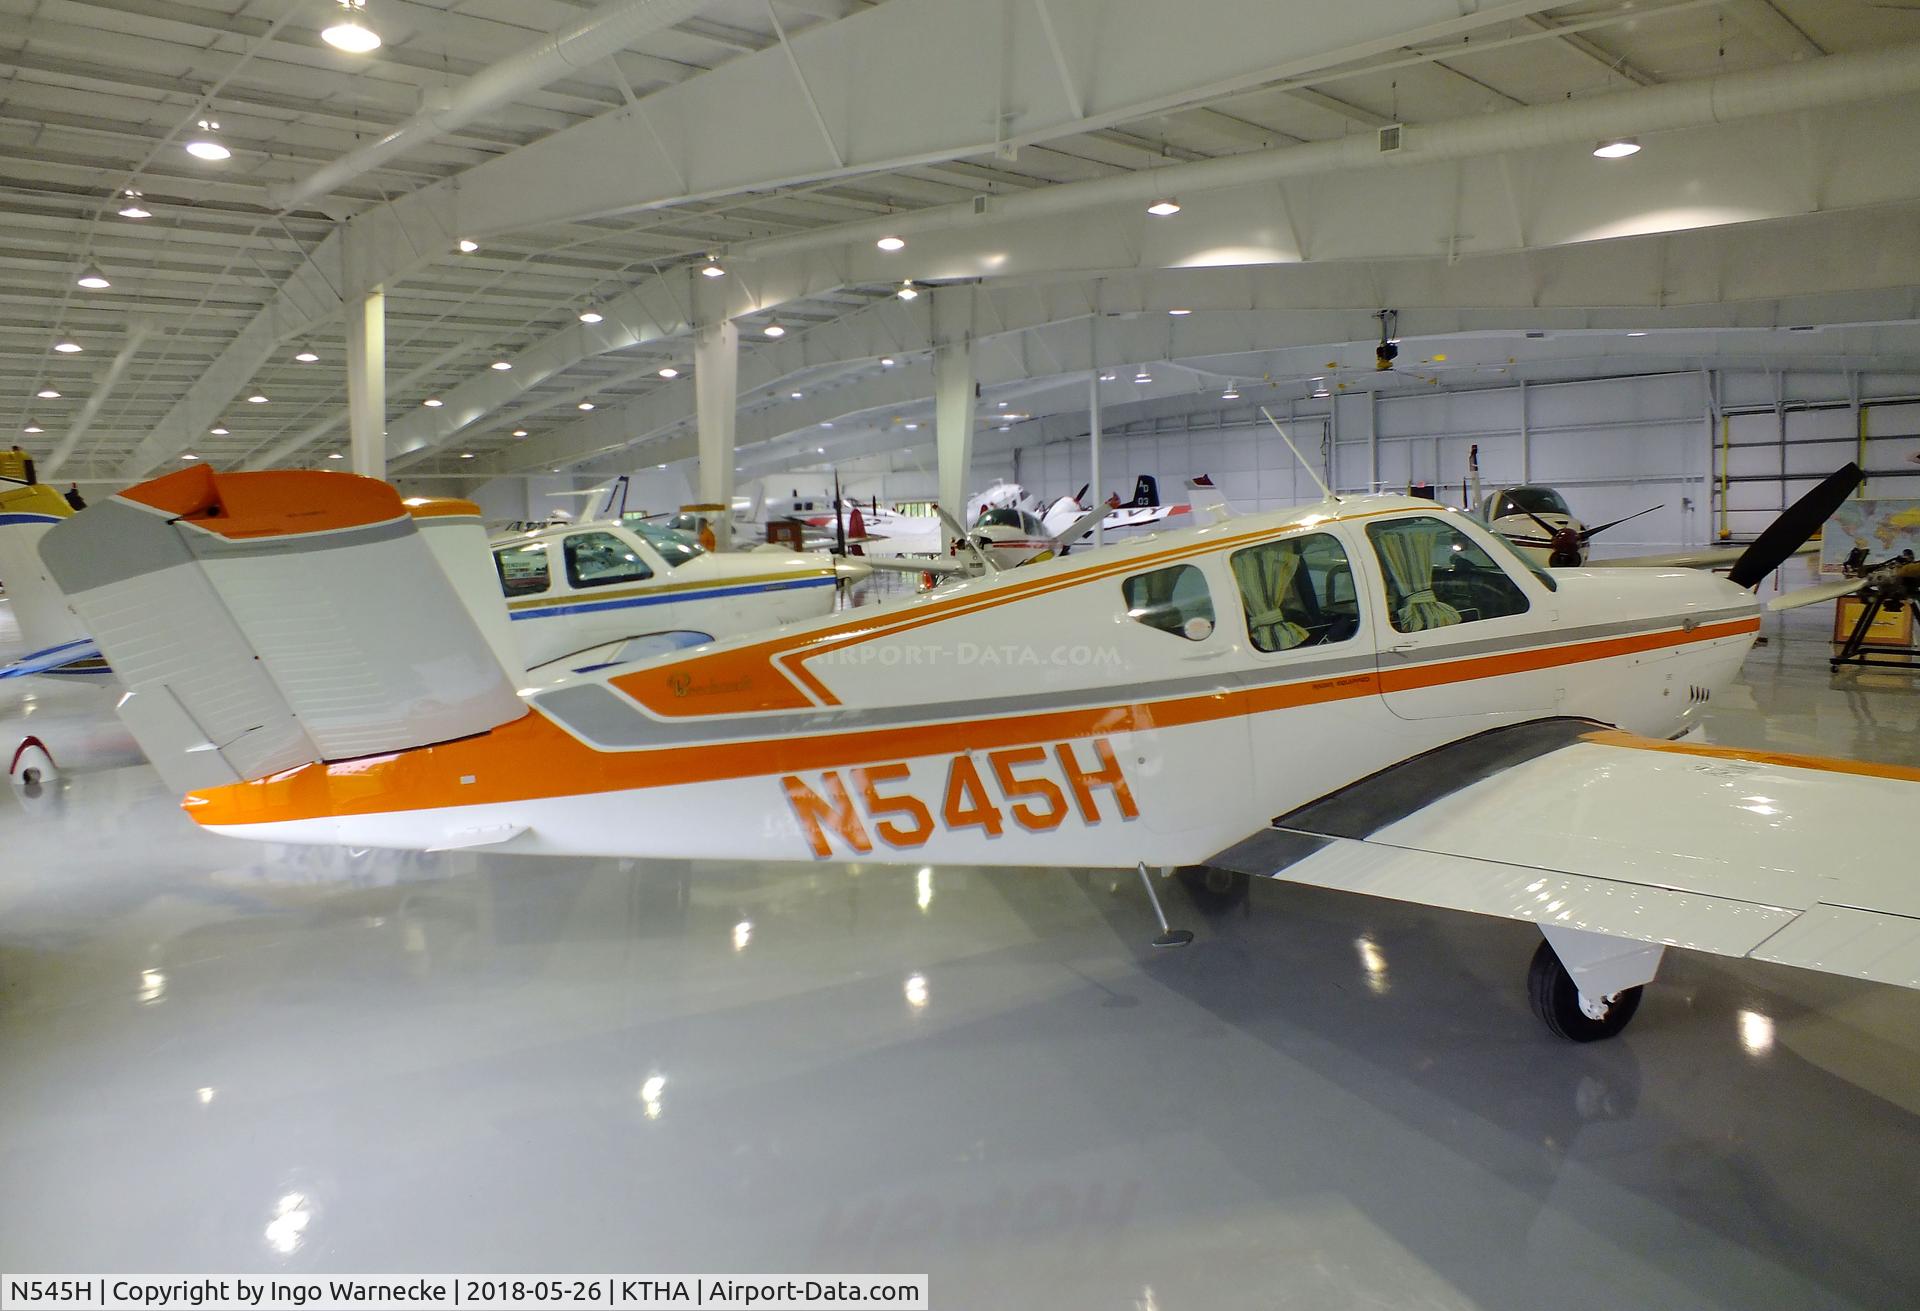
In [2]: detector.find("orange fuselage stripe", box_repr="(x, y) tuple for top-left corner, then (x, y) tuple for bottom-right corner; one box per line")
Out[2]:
(187, 615), (1760, 828)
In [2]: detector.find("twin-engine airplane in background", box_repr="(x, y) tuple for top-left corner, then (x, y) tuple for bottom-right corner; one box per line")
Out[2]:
(41, 460), (1920, 1043)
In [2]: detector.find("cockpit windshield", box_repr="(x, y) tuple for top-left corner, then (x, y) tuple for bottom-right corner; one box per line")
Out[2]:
(978, 507), (1044, 534)
(628, 521), (704, 568)
(1492, 486), (1572, 519)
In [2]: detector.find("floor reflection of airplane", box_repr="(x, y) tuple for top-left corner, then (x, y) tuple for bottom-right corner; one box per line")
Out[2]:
(54, 461), (1919, 1044)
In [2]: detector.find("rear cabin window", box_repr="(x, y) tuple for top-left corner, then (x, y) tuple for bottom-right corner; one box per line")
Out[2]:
(1121, 564), (1215, 641)
(493, 541), (551, 597)
(1229, 532), (1360, 653)
(1367, 516), (1530, 633)
(563, 531), (653, 589)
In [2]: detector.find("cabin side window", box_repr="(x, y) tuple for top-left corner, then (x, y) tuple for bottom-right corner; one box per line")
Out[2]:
(493, 541), (551, 597)
(1366, 516), (1530, 633)
(563, 531), (654, 589)
(1229, 532), (1360, 653)
(1121, 563), (1215, 641)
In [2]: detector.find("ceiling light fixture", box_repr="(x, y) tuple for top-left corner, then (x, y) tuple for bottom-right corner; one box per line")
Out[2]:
(1147, 199), (1181, 217)
(897, 280), (918, 301)
(876, 235), (906, 252)
(457, 238), (478, 253)
(53, 340), (82, 354)
(579, 309), (603, 323)
(1222, 386), (1239, 400)
(293, 345), (319, 362)
(210, 426), (229, 435)
(700, 257), (726, 278)
(22, 423), (42, 434)
(512, 429), (528, 437)
(1099, 372), (1116, 382)
(1168, 307), (1191, 316)
(77, 265), (110, 289)
(247, 393), (269, 403)
(657, 366), (679, 379)
(490, 360), (512, 371)
(578, 402), (595, 411)
(185, 119), (230, 161)
(459, 452), (475, 460)
(790, 391), (803, 399)
(821, 421), (833, 428)
(36, 388), (60, 400)
(181, 452), (199, 460)
(1627, 330), (1648, 337)
(903, 422), (919, 430)
(422, 397), (442, 407)
(1134, 370), (1151, 383)
(880, 356), (896, 367)
(1593, 138), (1640, 159)
(764, 323), (786, 338)
(321, 0), (382, 53)
(118, 190), (150, 219)
(327, 452), (344, 460)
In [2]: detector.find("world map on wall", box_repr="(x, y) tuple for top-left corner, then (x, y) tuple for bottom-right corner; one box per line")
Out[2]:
(1822, 498), (1920, 574)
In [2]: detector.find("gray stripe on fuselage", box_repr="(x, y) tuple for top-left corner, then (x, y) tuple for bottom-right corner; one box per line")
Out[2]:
(532, 603), (1756, 752)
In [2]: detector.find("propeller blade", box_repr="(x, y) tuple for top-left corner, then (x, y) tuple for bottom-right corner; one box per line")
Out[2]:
(833, 471), (847, 558)
(932, 505), (996, 574)
(1517, 509), (1561, 542)
(1727, 462), (1864, 589)
(1768, 578), (1864, 612)
(1579, 504), (1663, 541)
(1050, 504), (1108, 551)
(1073, 483), (1090, 507)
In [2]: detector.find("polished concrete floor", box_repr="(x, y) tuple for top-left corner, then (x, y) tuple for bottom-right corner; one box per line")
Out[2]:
(1, 607), (1917, 1310)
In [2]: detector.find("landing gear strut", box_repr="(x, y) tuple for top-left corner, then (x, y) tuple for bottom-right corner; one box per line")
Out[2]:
(1135, 862), (1194, 949)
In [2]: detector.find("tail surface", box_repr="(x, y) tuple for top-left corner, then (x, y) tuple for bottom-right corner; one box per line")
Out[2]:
(0, 478), (88, 663)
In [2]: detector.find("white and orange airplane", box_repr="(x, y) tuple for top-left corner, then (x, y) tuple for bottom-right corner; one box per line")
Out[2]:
(39, 460), (1919, 1042)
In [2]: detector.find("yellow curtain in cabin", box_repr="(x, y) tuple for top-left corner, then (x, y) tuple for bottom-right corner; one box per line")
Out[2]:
(1231, 543), (1311, 652)
(1372, 521), (1463, 632)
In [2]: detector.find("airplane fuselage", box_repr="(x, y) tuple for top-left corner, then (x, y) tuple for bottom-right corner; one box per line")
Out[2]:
(186, 497), (1760, 866)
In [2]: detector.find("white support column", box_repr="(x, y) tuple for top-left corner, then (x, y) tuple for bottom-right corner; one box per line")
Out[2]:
(346, 288), (386, 479)
(933, 286), (976, 549)
(1088, 310), (1103, 547)
(693, 316), (739, 549)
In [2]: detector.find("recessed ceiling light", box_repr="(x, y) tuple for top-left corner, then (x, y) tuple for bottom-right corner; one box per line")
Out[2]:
(1627, 330), (1648, 337)
(181, 452), (200, 460)
(790, 391), (803, 399)
(512, 429), (528, 437)
(77, 265), (110, 289)
(1168, 308), (1191, 316)
(490, 360), (512, 371)
(459, 452), (474, 460)
(1147, 199), (1181, 217)
(764, 324), (786, 338)
(903, 421), (919, 430)
(422, 397), (442, 407)
(210, 426), (229, 435)
(293, 346), (319, 362)
(1593, 138), (1640, 159)
(247, 393), (268, 403)
(1099, 372), (1116, 382)
(185, 119), (230, 161)
(578, 402), (595, 411)
(876, 235), (906, 252)
(458, 238), (478, 253)
(321, 0), (381, 53)
(880, 356), (896, 367)
(897, 281), (918, 301)
(816, 446), (826, 454)
(579, 309), (603, 323)
(53, 341), (81, 354)
(658, 366), (679, 379)
(36, 388), (60, 399)
(821, 421), (833, 428)
(327, 452), (344, 460)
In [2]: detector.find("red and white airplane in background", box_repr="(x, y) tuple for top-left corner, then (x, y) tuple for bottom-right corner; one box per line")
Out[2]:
(40, 460), (1917, 1042)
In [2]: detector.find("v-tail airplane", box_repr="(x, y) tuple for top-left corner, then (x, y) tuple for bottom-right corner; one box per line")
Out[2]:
(40, 460), (1919, 1042)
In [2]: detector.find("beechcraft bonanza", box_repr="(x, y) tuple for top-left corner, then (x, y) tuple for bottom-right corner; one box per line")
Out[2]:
(39, 457), (1920, 1042)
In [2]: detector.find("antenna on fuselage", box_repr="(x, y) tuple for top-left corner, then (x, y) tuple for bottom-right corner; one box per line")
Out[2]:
(1259, 407), (1339, 503)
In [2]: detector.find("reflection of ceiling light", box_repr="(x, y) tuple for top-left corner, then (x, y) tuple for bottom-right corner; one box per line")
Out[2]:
(897, 281), (918, 301)
(657, 366), (679, 378)
(185, 120), (230, 161)
(876, 235), (906, 252)
(512, 429), (528, 437)
(1168, 307), (1191, 316)
(77, 265), (110, 289)
(293, 345), (319, 362)
(321, 0), (382, 53)
(210, 426), (229, 435)
(579, 309), (603, 323)
(247, 393), (268, 403)
(1147, 199), (1181, 217)
(422, 397), (442, 407)
(53, 341), (82, 353)
(764, 323), (786, 338)
(490, 360), (512, 371)
(457, 238), (478, 253)
(1592, 138), (1640, 159)
(36, 388), (60, 399)
(578, 402), (595, 411)
(700, 258), (726, 278)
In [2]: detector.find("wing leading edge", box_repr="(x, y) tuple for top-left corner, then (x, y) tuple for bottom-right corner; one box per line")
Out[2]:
(1208, 718), (1920, 990)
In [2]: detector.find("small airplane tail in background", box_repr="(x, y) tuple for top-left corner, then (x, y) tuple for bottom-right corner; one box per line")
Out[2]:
(544, 474), (631, 523)
(0, 477), (91, 665)
(39, 467), (526, 796)
(1108, 474), (1161, 510)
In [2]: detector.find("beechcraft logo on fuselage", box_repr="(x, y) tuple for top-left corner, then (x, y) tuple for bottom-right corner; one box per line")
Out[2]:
(782, 738), (1137, 857)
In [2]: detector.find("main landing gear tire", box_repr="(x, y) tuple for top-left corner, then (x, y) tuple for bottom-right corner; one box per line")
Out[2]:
(1527, 939), (1642, 1042)
(1177, 865), (1248, 914)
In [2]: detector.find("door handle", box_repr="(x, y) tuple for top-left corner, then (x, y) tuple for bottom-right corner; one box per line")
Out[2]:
(1387, 641), (1420, 654)
(1183, 647), (1228, 661)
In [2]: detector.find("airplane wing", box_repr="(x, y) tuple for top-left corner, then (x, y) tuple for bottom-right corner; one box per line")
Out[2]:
(1207, 718), (1920, 989)
(853, 555), (972, 578)
(1596, 541), (1820, 570)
